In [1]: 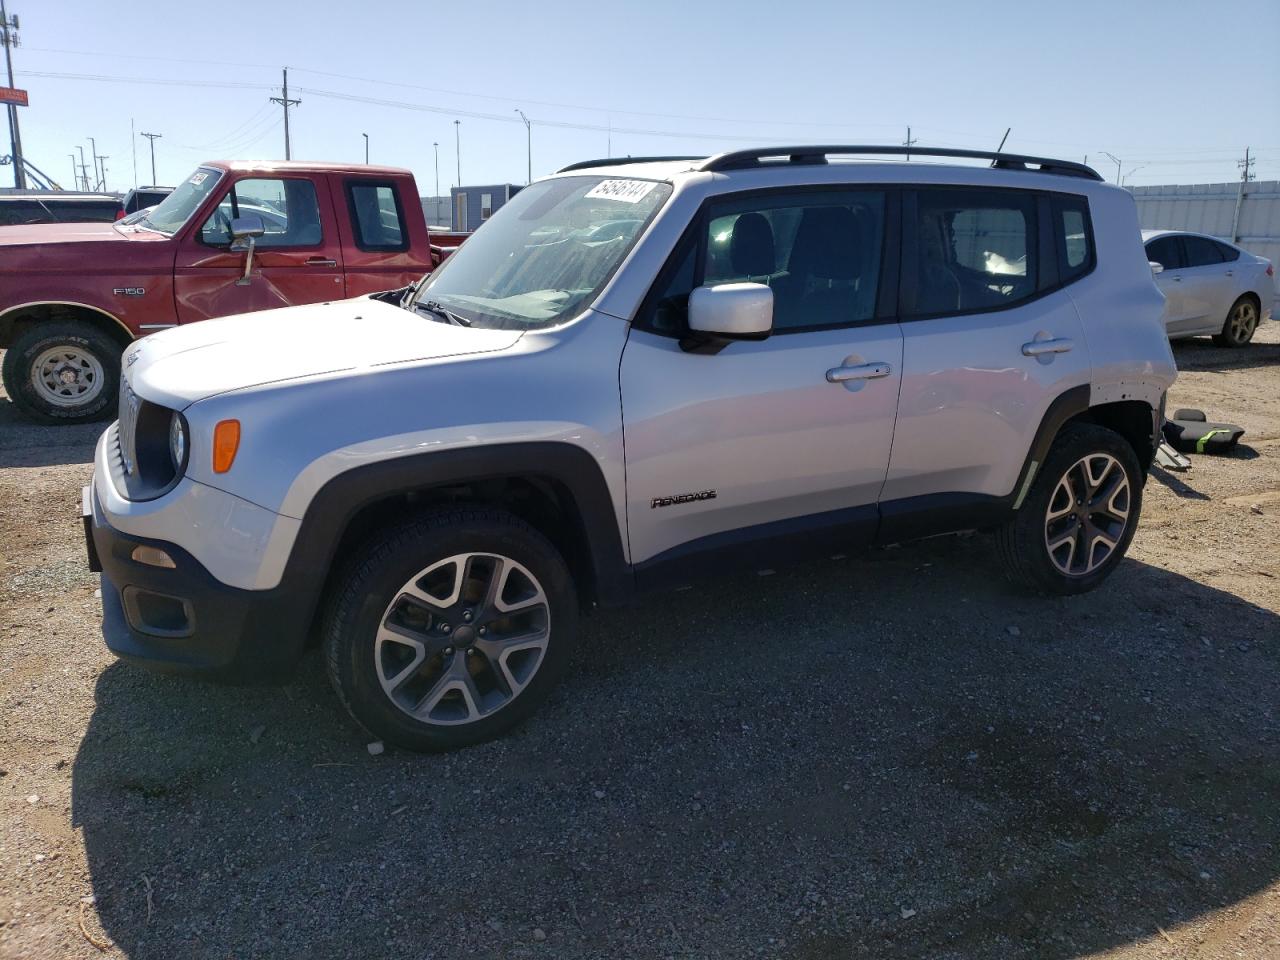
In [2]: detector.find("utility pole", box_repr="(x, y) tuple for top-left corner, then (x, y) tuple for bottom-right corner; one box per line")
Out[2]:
(515, 108), (531, 184)
(362, 132), (368, 164)
(454, 119), (461, 188)
(1231, 146), (1255, 243)
(140, 131), (161, 185)
(1, 0), (25, 188)
(269, 67), (300, 160)
(69, 153), (77, 188)
(130, 118), (136, 189)
(88, 136), (101, 190)
(98, 156), (108, 192)
(903, 125), (917, 162)
(432, 140), (440, 223)
(76, 144), (89, 191)
(1101, 151), (1122, 185)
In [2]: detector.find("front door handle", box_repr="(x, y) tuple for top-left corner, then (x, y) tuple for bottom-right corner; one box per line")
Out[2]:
(826, 361), (892, 383)
(305, 257), (338, 267)
(1021, 337), (1074, 357)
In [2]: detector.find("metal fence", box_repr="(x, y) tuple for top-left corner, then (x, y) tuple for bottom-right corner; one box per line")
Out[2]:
(1131, 179), (1280, 308)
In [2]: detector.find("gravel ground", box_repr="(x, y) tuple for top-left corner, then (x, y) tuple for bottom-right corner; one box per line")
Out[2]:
(1, 326), (1278, 960)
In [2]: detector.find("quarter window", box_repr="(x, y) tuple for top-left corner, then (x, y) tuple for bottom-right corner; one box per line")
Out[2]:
(200, 178), (322, 248)
(1183, 235), (1225, 267)
(1214, 239), (1241, 262)
(1054, 195), (1094, 283)
(906, 189), (1036, 317)
(348, 182), (407, 250)
(645, 190), (886, 333)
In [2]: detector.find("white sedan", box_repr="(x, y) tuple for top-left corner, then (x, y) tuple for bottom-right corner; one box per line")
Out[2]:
(1143, 230), (1274, 346)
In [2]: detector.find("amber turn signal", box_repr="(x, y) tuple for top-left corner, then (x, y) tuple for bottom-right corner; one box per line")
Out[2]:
(212, 420), (241, 474)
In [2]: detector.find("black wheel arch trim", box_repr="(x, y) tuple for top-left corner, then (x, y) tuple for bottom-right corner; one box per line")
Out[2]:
(1014, 383), (1093, 508)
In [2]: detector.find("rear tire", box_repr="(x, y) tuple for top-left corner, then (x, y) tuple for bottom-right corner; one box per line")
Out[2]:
(2, 321), (122, 424)
(996, 423), (1143, 596)
(323, 507), (579, 752)
(1212, 295), (1259, 347)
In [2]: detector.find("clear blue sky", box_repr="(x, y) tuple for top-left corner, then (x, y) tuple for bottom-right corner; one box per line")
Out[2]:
(8, 0), (1279, 194)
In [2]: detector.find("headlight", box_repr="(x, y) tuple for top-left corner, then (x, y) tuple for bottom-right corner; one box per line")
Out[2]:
(169, 412), (188, 472)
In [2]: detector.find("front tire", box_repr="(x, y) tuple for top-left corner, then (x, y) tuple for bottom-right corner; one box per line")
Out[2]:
(323, 507), (579, 752)
(996, 423), (1143, 595)
(1212, 295), (1259, 347)
(2, 321), (122, 424)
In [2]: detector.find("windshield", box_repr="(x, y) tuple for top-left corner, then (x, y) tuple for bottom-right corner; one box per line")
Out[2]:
(133, 166), (223, 236)
(412, 176), (673, 330)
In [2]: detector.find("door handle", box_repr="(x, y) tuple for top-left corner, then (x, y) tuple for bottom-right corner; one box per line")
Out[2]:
(1021, 337), (1074, 357)
(826, 361), (891, 383)
(1171, 275), (1183, 282)
(305, 257), (338, 267)
(1225, 269), (1234, 277)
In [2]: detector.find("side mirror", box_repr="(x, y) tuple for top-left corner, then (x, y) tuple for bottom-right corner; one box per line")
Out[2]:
(1149, 260), (1165, 275)
(230, 215), (266, 285)
(685, 282), (773, 348)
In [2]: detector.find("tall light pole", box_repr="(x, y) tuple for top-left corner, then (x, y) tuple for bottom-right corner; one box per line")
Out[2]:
(1101, 151), (1122, 185)
(140, 132), (161, 185)
(69, 153), (76, 188)
(76, 144), (88, 191)
(514, 108), (531, 184)
(362, 132), (368, 165)
(1122, 164), (1146, 187)
(454, 120), (461, 188)
(88, 135), (100, 190)
(432, 140), (440, 224)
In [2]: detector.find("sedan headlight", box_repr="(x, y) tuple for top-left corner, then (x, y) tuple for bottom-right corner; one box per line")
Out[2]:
(169, 412), (188, 472)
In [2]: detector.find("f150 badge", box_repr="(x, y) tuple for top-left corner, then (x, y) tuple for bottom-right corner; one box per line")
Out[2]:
(112, 287), (146, 296)
(651, 490), (717, 509)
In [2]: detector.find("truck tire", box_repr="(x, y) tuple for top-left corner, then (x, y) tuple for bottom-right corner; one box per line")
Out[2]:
(2, 321), (123, 424)
(996, 423), (1143, 596)
(323, 506), (579, 752)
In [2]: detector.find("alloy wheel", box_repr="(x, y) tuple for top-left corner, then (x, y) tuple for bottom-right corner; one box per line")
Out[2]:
(31, 346), (105, 408)
(1228, 300), (1257, 344)
(1043, 453), (1131, 577)
(375, 552), (550, 725)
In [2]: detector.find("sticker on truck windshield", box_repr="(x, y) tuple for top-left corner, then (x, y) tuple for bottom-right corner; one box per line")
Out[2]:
(584, 179), (657, 204)
(188, 172), (209, 186)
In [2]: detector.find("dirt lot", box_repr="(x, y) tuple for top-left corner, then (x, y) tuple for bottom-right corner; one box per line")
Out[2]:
(1, 327), (1278, 960)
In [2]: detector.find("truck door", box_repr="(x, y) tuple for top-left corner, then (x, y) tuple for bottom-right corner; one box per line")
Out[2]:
(336, 177), (432, 297)
(173, 175), (345, 322)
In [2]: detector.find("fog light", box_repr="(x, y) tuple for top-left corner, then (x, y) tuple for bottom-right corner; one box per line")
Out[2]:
(131, 545), (176, 569)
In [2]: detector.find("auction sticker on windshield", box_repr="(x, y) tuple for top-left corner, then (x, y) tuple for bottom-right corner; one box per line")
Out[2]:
(584, 179), (658, 204)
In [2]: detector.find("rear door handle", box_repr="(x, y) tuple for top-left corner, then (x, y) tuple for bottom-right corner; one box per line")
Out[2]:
(826, 361), (892, 383)
(1021, 337), (1074, 357)
(305, 257), (338, 267)
(1225, 269), (1234, 277)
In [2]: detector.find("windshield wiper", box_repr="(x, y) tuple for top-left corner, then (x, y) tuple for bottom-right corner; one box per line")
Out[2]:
(416, 299), (471, 326)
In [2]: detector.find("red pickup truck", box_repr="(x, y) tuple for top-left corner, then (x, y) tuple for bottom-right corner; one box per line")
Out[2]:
(0, 160), (468, 423)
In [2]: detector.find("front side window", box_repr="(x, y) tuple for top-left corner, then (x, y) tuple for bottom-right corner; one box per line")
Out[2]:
(200, 178), (322, 248)
(348, 182), (406, 250)
(413, 175), (672, 330)
(907, 188), (1036, 317)
(644, 190), (886, 334)
(133, 166), (223, 236)
(1145, 235), (1183, 270)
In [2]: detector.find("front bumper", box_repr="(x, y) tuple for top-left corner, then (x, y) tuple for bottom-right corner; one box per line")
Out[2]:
(86, 484), (310, 683)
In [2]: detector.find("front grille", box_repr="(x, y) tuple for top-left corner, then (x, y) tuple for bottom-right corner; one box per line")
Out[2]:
(118, 379), (140, 476)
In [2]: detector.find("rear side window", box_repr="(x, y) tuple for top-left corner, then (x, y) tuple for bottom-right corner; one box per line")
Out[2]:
(1214, 240), (1240, 262)
(1145, 235), (1183, 270)
(1053, 195), (1094, 283)
(51, 200), (119, 223)
(1183, 235), (1224, 267)
(0, 200), (49, 224)
(906, 188), (1036, 317)
(347, 181), (408, 251)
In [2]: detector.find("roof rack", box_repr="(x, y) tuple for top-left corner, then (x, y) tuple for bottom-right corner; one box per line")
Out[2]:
(557, 155), (704, 173)
(698, 145), (1102, 181)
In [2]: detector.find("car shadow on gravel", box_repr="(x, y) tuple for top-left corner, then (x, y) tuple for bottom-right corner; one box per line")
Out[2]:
(71, 535), (1279, 960)
(1171, 336), (1280, 373)
(0, 398), (102, 468)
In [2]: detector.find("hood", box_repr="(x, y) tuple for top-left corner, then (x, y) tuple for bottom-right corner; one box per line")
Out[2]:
(126, 297), (523, 409)
(0, 221), (142, 247)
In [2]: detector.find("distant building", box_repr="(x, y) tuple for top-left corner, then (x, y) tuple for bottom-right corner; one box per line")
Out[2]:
(419, 195), (451, 228)
(448, 184), (521, 232)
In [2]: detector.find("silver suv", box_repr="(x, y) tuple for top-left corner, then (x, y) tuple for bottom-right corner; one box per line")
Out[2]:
(84, 146), (1176, 751)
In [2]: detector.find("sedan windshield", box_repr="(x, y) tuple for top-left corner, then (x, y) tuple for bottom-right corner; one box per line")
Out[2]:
(133, 166), (223, 236)
(411, 176), (673, 330)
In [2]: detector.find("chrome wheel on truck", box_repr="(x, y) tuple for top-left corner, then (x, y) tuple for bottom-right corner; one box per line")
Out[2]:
(31, 344), (107, 408)
(324, 508), (578, 751)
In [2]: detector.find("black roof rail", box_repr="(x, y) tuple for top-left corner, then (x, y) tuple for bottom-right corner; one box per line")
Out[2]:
(557, 156), (704, 174)
(698, 145), (1103, 181)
